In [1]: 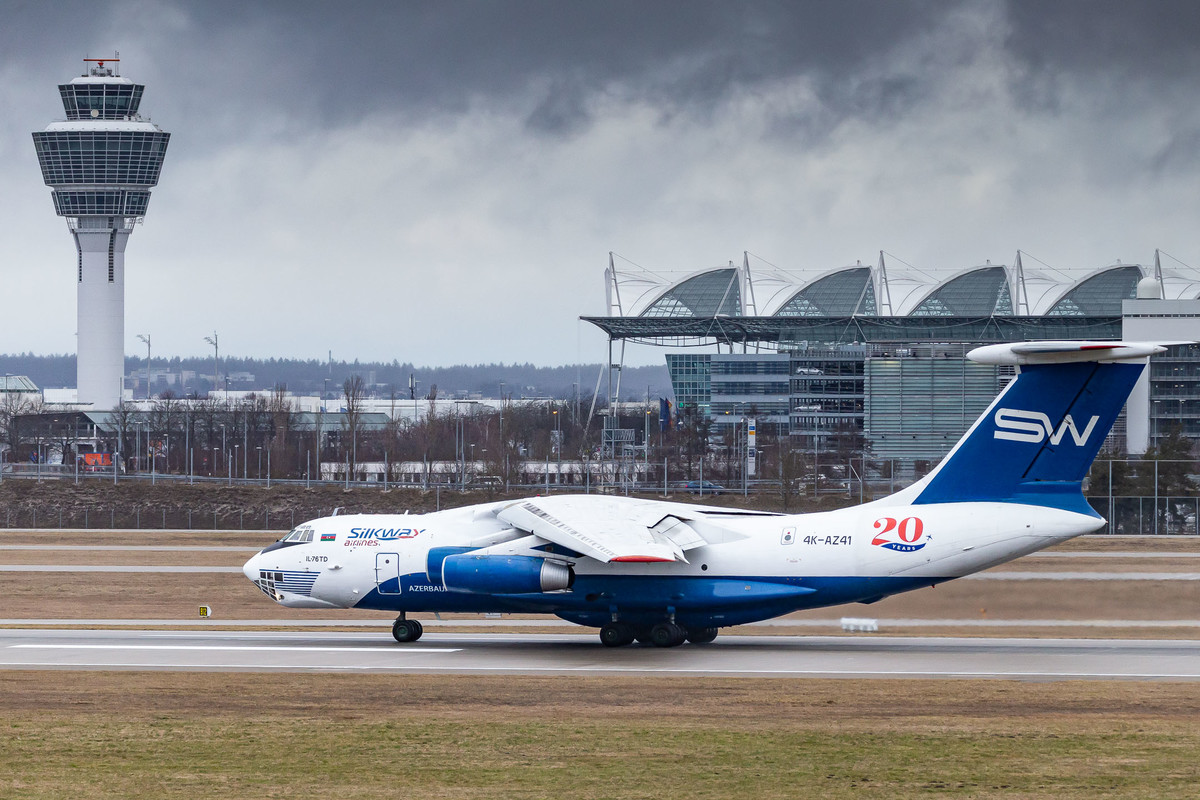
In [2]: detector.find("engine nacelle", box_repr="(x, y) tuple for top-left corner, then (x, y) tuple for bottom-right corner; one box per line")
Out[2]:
(441, 554), (574, 594)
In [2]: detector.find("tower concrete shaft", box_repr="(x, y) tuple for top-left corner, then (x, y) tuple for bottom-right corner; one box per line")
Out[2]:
(31, 57), (170, 409)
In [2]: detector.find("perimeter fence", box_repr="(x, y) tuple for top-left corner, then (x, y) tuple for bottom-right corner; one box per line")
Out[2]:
(0, 505), (319, 532)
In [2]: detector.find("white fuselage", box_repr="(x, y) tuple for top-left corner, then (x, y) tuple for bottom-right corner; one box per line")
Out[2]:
(242, 497), (1101, 624)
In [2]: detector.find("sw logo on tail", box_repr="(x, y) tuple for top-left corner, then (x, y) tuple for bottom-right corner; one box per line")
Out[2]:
(993, 409), (1100, 446)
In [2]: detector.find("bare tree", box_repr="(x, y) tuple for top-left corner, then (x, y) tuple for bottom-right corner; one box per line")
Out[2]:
(0, 389), (35, 466)
(266, 385), (293, 480)
(343, 375), (366, 480)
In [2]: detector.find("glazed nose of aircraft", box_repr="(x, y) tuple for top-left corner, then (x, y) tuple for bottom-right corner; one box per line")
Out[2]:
(242, 552), (260, 582)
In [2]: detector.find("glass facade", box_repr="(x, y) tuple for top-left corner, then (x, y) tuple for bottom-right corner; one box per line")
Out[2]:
(788, 348), (866, 448)
(33, 131), (170, 187)
(665, 354), (712, 416)
(711, 354), (792, 434)
(58, 82), (144, 120)
(865, 345), (1010, 460)
(642, 269), (740, 317)
(52, 190), (150, 216)
(1149, 343), (1200, 443)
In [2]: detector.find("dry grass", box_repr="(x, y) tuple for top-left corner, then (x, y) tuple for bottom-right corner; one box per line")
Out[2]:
(1052, 535), (1200, 552)
(1, 672), (1199, 799)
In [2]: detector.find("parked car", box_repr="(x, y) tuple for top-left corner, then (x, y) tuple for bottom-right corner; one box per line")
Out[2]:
(681, 480), (726, 494)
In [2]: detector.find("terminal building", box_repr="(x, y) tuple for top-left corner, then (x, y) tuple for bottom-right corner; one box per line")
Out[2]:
(585, 252), (1200, 462)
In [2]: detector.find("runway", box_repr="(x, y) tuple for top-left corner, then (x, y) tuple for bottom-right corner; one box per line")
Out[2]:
(4, 627), (1200, 680)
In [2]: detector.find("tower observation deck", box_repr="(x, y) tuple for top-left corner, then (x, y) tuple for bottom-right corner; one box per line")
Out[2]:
(31, 56), (170, 409)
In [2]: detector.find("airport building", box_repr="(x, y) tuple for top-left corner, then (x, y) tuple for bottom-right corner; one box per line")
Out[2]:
(586, 252), (1200, 461)
(31, 56), (170, 411)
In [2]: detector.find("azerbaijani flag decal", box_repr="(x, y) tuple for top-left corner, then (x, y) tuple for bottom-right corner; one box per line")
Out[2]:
(320, 533), (336, 542)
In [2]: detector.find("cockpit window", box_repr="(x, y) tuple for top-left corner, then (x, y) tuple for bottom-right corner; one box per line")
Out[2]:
(280, 526), (314, 543)
(262, 525), (315, 554)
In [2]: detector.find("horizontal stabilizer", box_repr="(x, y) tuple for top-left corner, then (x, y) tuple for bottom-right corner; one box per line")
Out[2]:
(969, 340), (1169, 365)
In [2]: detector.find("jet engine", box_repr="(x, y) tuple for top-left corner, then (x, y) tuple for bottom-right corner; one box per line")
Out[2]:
(440, 554), (574, 594)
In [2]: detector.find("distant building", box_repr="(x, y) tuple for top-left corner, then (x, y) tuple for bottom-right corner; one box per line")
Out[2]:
(590, 251), (1200, 460)
(1, 375), (40, 399)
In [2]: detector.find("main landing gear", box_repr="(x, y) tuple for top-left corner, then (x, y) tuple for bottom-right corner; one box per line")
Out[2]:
(599, 622), (719, 648)
(392, 615), (424, 643)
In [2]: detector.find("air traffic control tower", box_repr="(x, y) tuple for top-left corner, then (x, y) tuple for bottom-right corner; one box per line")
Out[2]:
(32, 57), (170, 409)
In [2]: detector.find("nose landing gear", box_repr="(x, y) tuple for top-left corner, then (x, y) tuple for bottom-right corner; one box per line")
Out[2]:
(392, 615), (424, 643)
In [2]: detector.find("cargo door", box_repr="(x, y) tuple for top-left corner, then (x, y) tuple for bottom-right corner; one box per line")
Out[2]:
(375, 552), (401, 594)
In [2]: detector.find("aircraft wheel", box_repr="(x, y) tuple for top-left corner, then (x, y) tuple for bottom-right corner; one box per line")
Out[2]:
(686, 627), (718, 644)
(650, 622), (686, 648)
(392, 619), (423, 643)
(599, 622), (636, 647)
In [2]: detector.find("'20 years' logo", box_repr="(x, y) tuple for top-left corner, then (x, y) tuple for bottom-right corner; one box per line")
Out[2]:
(871, 516), (929, 552)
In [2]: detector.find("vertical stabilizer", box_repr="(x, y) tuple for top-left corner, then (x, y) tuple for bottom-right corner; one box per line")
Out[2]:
(896, 342), (1161, 515)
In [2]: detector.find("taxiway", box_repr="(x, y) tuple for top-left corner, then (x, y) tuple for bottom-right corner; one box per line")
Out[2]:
(3, 628), (1200, 680)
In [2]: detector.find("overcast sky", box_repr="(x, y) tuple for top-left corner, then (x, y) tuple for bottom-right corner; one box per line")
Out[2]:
(3, 0), (1200, 368)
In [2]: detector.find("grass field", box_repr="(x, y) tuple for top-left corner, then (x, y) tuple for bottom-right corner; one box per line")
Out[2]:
(2, 673), (1199, 799)
(3, 534), (1200, 797)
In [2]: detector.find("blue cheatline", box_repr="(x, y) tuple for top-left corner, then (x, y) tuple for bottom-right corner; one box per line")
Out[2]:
(914, 361), (1145, 513)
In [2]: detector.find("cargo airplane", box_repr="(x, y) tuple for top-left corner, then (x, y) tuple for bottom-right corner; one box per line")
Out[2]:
(243, 341), (1157, 647)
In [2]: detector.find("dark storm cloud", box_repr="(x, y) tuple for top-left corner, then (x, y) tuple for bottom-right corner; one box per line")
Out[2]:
(1002, 0), (1200, 179)
(194, 0), (939, 115)
(1005, 0), (1200, 78)
(3, 0), (939, 133)
(6, 0), (1200, 365)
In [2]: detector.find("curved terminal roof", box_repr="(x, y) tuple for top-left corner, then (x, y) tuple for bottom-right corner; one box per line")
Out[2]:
(615, 259), (1186, 319)
(774, 267), (875, 316)
(640, 268), (740, 317)
(1043, 265), (1143, 316)
(908, 266), (1012, 317)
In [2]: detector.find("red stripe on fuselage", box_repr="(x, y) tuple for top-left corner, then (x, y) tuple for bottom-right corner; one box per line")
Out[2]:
(611, 555), (674, 563)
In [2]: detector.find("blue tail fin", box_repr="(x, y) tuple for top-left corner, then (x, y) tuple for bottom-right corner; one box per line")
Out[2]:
(912, 354), (1146, 514)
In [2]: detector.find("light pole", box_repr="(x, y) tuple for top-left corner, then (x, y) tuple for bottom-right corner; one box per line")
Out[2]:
(185, 408), (191, 483)
(318, 379), (327, 483)
(257, 445), (262, 481)
(203, 332), (218, 398)
(645, 408), (652, 487)
(1153, 400), (1160, 450)
(137, 334), (151, 400)
(220, 423), (227, 474)
(135, 421), (144, 474)
(552, 407), (560, 485)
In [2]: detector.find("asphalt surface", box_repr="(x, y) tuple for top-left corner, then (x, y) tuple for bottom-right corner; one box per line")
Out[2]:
(4, 628), (1200, 680)
(6, 563), (1200, 580)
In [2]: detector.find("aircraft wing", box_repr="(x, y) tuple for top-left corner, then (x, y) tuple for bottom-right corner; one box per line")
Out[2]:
(494, 495), (741, 564)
